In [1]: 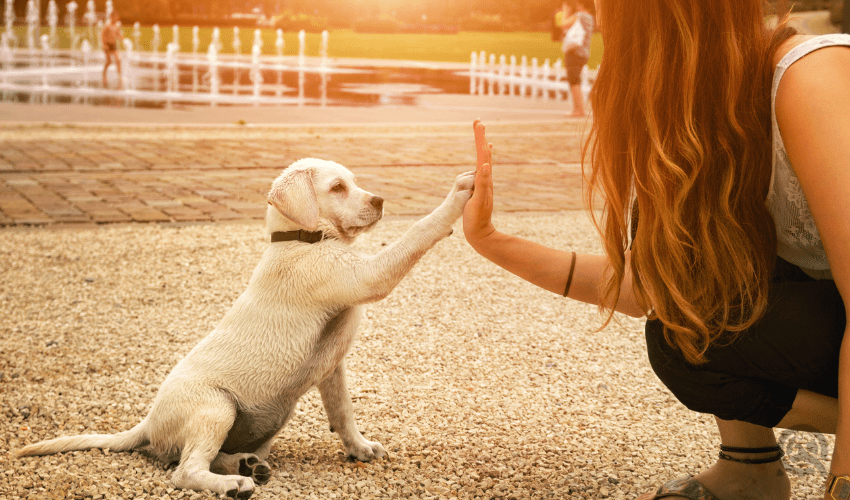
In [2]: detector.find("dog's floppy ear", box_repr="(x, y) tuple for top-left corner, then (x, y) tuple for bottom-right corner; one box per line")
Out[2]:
(268, 167), (319, 231)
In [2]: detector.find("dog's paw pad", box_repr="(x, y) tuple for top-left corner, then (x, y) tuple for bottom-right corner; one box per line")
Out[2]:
(238, 456), (271, 485)
(254, 464), (271, 484)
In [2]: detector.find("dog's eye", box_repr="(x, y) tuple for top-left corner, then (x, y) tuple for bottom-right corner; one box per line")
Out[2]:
(331, 183), (346, 193)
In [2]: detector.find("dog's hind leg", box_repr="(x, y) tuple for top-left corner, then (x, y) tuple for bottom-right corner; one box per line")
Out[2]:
(319, 361), (386, 461)
(210, 437), (273, 486)
(170, 393), (255, 499)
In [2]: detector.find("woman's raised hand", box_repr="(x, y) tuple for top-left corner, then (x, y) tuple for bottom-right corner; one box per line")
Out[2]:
(463, 119), (496, 248)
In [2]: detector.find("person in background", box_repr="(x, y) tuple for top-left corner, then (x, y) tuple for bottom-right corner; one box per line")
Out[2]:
(559, 0), (594, 118)
(101, 10), (122, 89)
(464, 0), (850, 496)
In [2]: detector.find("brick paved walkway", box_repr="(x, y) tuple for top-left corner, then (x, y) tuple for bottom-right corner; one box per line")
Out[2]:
(0, 121), (588, 226)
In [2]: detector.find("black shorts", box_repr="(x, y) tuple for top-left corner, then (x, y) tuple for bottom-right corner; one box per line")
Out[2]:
(105, 42), (117, 52)
(565, 49), (588, 85)
(645, 257), (845, 428)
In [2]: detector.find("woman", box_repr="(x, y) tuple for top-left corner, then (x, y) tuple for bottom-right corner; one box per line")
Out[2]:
(558, 0), (595, 117)
(463, 0), (850, 498)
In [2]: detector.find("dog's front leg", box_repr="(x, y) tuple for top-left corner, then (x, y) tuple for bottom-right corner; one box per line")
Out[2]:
(318, 361), (386, 461)
(350, 171), (476, 302)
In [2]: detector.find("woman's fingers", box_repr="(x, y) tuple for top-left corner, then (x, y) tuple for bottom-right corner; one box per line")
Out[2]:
(473, 120), (490, 170)
(475, 163), (493, 201)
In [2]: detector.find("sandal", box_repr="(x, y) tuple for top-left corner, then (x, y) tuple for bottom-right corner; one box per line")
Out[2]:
(647, 477), (723, 500)
(646, 445), (784, 500)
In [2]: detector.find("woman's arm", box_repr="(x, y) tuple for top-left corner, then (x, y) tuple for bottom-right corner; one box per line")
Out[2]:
(463, 120), (645, 318)
(561, 13), (577, 28)
(775, 45), (850, 490)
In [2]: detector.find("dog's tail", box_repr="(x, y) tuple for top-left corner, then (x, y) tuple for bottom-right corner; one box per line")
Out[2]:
(14, 419), (149, 458)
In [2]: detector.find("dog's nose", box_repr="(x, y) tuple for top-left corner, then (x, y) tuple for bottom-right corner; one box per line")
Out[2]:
(370, 196), (384, 209)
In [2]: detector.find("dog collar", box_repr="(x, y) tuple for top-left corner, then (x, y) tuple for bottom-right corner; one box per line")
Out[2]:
(270, 230), (324, 244)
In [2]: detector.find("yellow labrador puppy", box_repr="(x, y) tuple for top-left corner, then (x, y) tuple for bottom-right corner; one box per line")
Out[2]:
(16, 158), (475, 499)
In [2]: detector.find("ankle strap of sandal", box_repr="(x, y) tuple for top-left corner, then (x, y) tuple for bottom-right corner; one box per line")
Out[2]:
(718, 444), (784, 464)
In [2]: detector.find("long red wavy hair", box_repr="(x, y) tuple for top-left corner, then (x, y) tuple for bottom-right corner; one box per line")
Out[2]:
(585, 0), (796, 364)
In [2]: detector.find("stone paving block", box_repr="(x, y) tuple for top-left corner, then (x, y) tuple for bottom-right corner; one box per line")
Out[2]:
(126, 208), (171, 223)
(90, 211), (132, 223)
(209, 209), (247, 221)
(145, 200), (184, 208)
(195, 190), (232, 198)
(170, 212), (213, 222)
(51, 213), (93, 223)
(65, 195), (102, 203)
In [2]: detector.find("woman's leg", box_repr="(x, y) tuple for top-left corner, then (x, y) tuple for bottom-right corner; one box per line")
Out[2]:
(638, 418), (790, 500)
(778, 388), (838, 434)
(569, 83), (585, 117)
(639, 264), (844, 499)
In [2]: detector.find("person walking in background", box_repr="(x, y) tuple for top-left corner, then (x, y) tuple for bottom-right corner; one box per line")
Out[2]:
(101, 10), (122, 89)
(464, 0), (850, 496)
(559, 0), (594, 117)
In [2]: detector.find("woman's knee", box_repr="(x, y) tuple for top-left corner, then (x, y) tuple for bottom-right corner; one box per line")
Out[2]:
(644, 319), (796, 427)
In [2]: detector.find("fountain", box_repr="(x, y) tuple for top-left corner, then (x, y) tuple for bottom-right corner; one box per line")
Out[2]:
(80, 38), (91, 102)
(133, 22), (140, 52)
(0, 12), (351, 108)
(4, 0), (15, 47)
(298, 29), (305, 69)
(205, 36), (220, 105)
(122, 38), (134, 98)
(232, 26), (240, 95)
(105, 0), (112, 20)
(83, 0), (95, 45)
(0, 36), (10, 100)
(39, 34), (49, 101)
(320, 30), (328, 69)
(165, 40), (177, 107)
(66, 0), (78, 51)
(47, 0), (58, 48)
(192, 26), (199, 92)
(250, 29), (263, 102)
(26, 0), (38, 50)
(251, 41), (262, 104)
(469, 52), (477, 95)
(320, 30), (329, 107)
(297, 30), (305, 106)
(275, 28), (284, 97)
(152, 24), (160, 91)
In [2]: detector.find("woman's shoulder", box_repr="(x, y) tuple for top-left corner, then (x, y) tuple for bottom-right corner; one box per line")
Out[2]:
(773, 35), (816, 67)
(773, 34), (850, 68)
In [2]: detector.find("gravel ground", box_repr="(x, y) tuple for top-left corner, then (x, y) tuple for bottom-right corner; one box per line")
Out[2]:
(0, 212), (835, 499)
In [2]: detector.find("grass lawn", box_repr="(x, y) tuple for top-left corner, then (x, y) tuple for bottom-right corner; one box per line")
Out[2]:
(1, 26), (603, 69)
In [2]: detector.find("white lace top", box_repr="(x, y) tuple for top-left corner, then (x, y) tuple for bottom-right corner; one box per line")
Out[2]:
(767, 34), (850, 280)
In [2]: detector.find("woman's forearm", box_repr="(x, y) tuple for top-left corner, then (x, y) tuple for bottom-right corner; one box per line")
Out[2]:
(468, 230), (645, 318)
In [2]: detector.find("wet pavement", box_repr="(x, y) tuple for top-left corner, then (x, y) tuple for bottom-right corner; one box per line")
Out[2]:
(0, 112), (590, 227)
